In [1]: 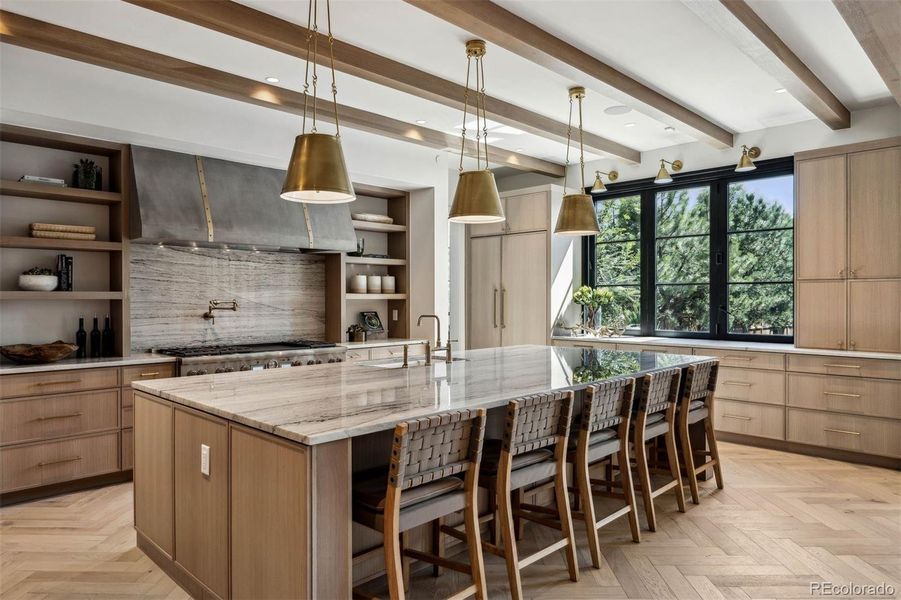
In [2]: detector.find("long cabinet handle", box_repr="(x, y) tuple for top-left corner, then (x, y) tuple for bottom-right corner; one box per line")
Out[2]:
(36, 412), (83, 422)
(501, 288), (507, 329)
(823, 392), (861, 398)
(35, 380), (80, 386)
(722, 355), (752, 361)
(38, 456), (82, 467)
(722, 414), (752, 421)
(823, 428), (861, 436)
(139, 371), (160, 377)
(722, 381), (752, 387)
(493, 289), (498, 328)
(822, 363), (861, 369)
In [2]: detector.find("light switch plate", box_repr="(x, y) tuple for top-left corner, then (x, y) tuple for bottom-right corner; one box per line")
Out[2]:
(392, 309), (398, 321)
(200, 444), (210, 476)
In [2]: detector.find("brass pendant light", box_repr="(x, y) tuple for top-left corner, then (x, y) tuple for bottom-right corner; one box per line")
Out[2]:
(735, 145), (761, 172)
(554, 87), (600, 236)
(448, 40), (504, 224)
(654, 158), (683, 184)
(281, 0), (355, 203)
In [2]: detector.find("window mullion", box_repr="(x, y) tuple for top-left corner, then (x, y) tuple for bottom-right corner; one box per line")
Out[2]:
(640, 189), (655, 335)
(710, 181), (728, 339)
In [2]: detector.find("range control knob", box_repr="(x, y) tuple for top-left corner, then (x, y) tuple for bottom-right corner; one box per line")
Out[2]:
(315, 359), (323, 364)
(223, 367), (234, 373)
(214, 368), (224, 374)
(328, 358), (336, 363)
(187, 370), (198, 376)
(335, 357), (343, 362)
(239, 364), (252, 371)
(307, 360), (315, 365)
(195, 369), (208, 376)
(290, 360), (304, 367)
(266, 359), (279, 369)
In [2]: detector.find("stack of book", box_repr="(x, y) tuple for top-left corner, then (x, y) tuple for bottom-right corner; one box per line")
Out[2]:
(30, 223), (97, 241)
(56, 254), (74, 291)
(19, 175), (66, 187)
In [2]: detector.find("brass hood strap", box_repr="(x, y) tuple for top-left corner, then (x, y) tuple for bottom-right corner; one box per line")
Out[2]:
(195, 155), (214, 242)
(302, 203), (315, 248)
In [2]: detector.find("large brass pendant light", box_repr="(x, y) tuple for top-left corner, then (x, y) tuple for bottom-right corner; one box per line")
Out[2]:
(281, 0), (355, 203)
(448, 40), (504, 224)
(554, 87), (600, 236)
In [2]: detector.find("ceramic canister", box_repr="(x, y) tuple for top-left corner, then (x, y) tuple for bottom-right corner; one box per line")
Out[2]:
(350, 275), (368, 294)
(381, 275), (396, 293)
(367, 275), (382, 293)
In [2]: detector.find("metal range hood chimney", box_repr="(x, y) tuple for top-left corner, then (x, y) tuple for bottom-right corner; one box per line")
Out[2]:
(129, 145), (357, 252)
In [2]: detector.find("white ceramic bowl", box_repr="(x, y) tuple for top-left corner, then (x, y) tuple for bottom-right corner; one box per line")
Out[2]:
(18, 274), (58, 291)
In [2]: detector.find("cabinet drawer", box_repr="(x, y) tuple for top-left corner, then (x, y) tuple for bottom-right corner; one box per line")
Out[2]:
(696, 348), (784, 371)
(122, 405), (134, 428)
(121, 363), (176, 386)
(715, 368), (785, 405)
(0, 368), (119, 400)
(0, 389), (120, 446)
(618, 344), (694, 355)
(0, 431), (120, 493)
(787, 409), (900, 458)
(122, 428), (133, 470)
(714, 400), (784, 440)
(556, 340), (618, 350)
(787, 373), (901, 419)
(345, 349), (369, 362)
(370, 344), (428, 360)
(787, 355), (901, 380)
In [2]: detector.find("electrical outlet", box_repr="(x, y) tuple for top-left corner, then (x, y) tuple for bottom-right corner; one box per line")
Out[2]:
(392, 309), (398, 321)
(200, 444), (210, 476)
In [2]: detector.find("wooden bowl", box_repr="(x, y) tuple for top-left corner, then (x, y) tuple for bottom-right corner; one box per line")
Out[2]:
(1, 341), (78, 364)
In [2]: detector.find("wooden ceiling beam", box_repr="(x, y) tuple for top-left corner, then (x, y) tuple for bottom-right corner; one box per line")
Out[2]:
(0, 10), (563, 177)
(124, 0), (639, 163)
(404, 0), (734, 149)
(683, 0), (851, 129)
(833, 0), (901, 107)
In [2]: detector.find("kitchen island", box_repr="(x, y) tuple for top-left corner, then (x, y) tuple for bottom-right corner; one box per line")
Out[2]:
(132, 345), (708, 599)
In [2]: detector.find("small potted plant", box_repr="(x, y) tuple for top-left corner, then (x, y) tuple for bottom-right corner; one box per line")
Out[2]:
(346, 324), (366, 343)
(18, 267), (58, 291)
(72, 159), (101, 190)
(571, 285), (614, 336)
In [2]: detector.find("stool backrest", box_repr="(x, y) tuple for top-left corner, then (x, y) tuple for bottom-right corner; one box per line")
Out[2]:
(681, 360), (719, 407)
(635, 368), (682, 416)
(389, 408), (487, 490)
(583, 378), (635, 434)
(503, 391), (574, 456)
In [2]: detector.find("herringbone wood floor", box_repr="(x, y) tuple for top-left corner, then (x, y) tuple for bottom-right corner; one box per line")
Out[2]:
(1, 442), (899, 599)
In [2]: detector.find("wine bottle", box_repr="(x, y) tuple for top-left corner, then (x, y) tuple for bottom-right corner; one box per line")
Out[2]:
(75, 317), (87, 359)
(90, 315), (101, 358)
(102, 315), (114, 357)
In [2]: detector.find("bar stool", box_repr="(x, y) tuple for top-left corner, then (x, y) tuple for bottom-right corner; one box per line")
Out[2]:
(631, 368), (686, 531)
(352, 409), (488, 600)
(569, 378), (641, 570)
(477, 391), (578, 600)
(678, 360), (724, 504)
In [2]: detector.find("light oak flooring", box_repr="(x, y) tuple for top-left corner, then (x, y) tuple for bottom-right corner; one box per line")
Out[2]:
(1, 442), (899, 599)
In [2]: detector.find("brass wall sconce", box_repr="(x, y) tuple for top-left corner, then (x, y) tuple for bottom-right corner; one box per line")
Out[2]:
(590, 169), (619, 193)
(735, 145), (761, 172)
(654, 159), (683, 184)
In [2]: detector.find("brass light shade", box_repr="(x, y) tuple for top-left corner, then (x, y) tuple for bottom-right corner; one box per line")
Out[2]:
(449, 170), (504, 223)
(590, 169), (618, 193)
(555, 193), (600, 236)
(735, 145), (760, 173)
(281, 133), (355, 203)
(654, 159), (683, 184)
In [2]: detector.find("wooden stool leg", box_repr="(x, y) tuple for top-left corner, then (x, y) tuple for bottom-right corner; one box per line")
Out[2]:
(633, 432), (657, 532)
(705, 417), (724, 490)
(618, 444), (641, 543)
(664, 426), (686, 513)
(512, 488), (525, 541)
(431, 518), (444, 577)
(577, 455), (602, 569)
(384, 519), (405, 600)
(680, 418), (701, 505)
(497, 478), (523, 600)
(464, 479), (488, 600)
(400, 531), (411, 592)
(486, 487), (499, 545)
(554, 461), (580, 582)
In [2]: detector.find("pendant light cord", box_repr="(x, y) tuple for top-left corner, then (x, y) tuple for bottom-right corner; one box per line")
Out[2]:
(577, 93), (585, 190)
(459, 55), (472, 173)
(563, 95), (573, 193)
(301, 0), (343, 137)
(479, 56), (488, 171)
(326, 0), (340, 137)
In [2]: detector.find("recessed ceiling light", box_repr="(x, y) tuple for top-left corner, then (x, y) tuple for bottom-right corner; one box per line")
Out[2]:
(624, 122), (636, 128)
(774, 88), (787, 94)
(515, 148), (524, 152)
(265, 76), (279, 83)
(416, 119), (427, 124)
(664, 126), (676, 133)
(604, 105), (631, 115)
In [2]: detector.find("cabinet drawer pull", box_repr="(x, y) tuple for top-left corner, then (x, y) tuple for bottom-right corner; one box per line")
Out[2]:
(35, 380), (80, 386)
(722, 381), (752, 387)
(823, 428), (861, 436)
(38, 456), (82, 467)
(823, 392), (861, 398)
(723, 355), (752, 361)
(573, 344), (595, 349)
(139, 371), (160, 377)
(36, 412), (83, 421)
(822, 363), (861, 369)
(722, 414), (752, 421)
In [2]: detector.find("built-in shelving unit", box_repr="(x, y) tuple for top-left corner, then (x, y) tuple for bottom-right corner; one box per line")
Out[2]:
(344, 256), (406, 266)
(0, 124), (130, 355)
(350, 219), (406, 233)
(345, 293), (407, 301)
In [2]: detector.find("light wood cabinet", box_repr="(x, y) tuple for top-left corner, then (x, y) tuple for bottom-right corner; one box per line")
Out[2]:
(787, 409), (900, 458)
(848, 280), (901, 353)
(0, 389), (119, 446)
(795, 281), (847, 350)
(501, 232), (548, 346)
(714, 400), (785, 440)
(134, 392), (174, 557)
(715, 367), (785, 405)
(0, 431), (119, 493)
(788, 373), (900, 420)
(787, 354), (901, 380)
(796, 155), (847, 280)
(693, 348), (785, 371)
(121, 363), (176, 385)
(469, 189), (549, 237)
(849, 147), (900, 279)
(0, 368), (119, 400)
(468, 235), (503, 349)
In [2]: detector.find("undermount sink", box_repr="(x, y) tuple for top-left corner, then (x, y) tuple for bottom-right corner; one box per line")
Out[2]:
(365, 357), (468, 369)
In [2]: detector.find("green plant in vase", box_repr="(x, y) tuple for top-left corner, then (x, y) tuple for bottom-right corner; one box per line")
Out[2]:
(72, 159), (99, 190)
(572, 285), (615, 336)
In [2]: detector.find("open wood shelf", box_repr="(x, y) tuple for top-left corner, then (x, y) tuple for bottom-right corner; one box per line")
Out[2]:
(0, 236), (122, 252)
(0, 291), (124, 301)
(345, 256), (406, 266)
(0, 180), (122, 205)
(351, 220), (406, 233)
(346, 293), (407, 301)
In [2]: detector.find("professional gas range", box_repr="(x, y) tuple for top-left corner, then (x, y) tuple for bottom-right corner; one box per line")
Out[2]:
(156, 340), (346, 376)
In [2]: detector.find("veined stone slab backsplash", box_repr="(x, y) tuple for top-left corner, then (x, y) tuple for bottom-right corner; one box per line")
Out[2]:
(130, 245), (325, 352)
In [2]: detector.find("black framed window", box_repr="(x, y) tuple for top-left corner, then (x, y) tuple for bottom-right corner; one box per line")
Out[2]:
(583, 157), (794, 342)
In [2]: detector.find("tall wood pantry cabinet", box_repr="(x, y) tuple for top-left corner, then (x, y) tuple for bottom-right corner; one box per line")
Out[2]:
(467, 188), (554, 349)
(795, 138), (901, 352)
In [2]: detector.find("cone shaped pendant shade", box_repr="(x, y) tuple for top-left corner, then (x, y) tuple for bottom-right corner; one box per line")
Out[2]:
(281, 133), (355, 203)
(449, 170), (504, 223)
(590, 173), (607, 193)
(555, 193), (599, 236)
(654, 165), (673, 184)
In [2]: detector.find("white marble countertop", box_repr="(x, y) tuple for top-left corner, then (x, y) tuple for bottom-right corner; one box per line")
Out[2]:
(0, 353), (176, 375)
(341, 338), (430, 350)
(552, 335), (901, 361)
(133, 345), (703, 446)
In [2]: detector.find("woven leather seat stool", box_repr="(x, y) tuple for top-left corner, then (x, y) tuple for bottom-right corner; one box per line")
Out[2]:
(677, 360), (724, 504)
(567, 378), (641, 570)
(352, 409), (488, 600)
(631, 368), (687, 531)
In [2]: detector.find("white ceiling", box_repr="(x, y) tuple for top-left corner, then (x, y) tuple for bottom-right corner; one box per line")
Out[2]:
(0, 0), (895, 169)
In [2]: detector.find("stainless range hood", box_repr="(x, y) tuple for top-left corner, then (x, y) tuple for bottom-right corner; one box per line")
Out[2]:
(128, 145), (357, 252)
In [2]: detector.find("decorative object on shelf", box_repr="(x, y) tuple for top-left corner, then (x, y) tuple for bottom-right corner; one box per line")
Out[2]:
(381, 275), (396, 293)
(359, 310), (384, 333)
(590, 169), (619, 193)
(75, 317), (87, 358)
(72, 159), (101, 190)
(0, 340), (78, 364)
(367, 275), (382, 293)
(346, 324), (366, 343)
(18, 267), (58, 291)
(348, 238), (364, 257)
(735, 145), (761, 172)
(555, 87), (601, 236)
(102, 315), (114, 357)
(654, 158), (683, 184)
(90, 315), (101, 358)
(448, 40), (504, 224)
(350, 275), (368, 294)
(18, 175), (66, 187)
(569, 285), (626, 337)
(351, 212), (393, 224)
(55, 254), (74, 291)
(30, 223), (97, 241)
(281, 0), (354, 203)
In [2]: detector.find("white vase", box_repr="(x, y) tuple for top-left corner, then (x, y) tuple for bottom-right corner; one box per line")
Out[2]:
(381, 275), (396, 293)
(350, 275), (367, 294)
(367, 275), (382, 294)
